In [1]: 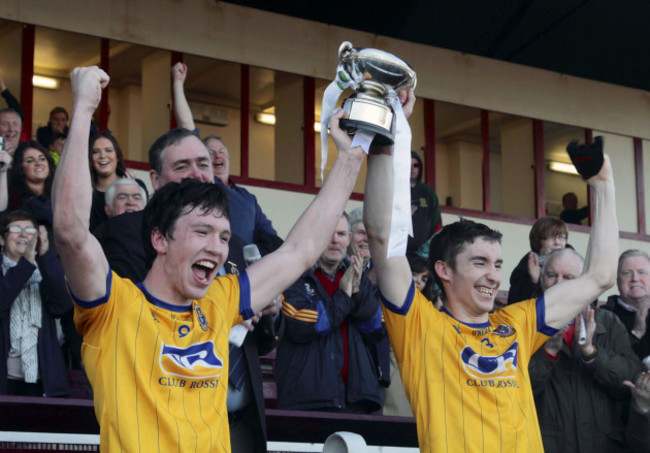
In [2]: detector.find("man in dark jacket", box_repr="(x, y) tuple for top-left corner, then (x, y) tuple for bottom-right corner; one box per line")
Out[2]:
(530, 247), (642, 453)
(408, 151), (441, 259)
(275, 213), (386, 413)
(603, 249), (650, 362)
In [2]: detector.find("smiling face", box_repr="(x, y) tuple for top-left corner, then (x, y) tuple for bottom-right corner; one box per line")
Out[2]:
(618, 255), (650, 307)
(155, 206), (231, 303)
(151, 136), (213, 190)
(21, 148), (50, 183)
(349, 221), (370, 265)
(109, 183), (145, 217)
(91, 137), (118, 179)
(0, 219), (37, 262)
(205, 138), (230, 185)
(0, 111), (21, 154)
(436, 237), (502, 322)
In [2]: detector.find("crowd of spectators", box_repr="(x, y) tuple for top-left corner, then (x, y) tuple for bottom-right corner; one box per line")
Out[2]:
(0, 62), (648, 453)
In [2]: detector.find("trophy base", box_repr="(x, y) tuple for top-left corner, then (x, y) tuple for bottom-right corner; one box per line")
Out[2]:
(339, 118), (394, 146)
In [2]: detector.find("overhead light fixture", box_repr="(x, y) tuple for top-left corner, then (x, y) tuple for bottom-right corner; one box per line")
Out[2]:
(33, 75), (60, 90)
(256, 112), (276, 126)
(549, 161), (579, 175)
(256, 112), (323, 133)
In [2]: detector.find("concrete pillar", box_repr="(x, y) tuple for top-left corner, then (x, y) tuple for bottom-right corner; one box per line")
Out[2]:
(501, 118), (535, 218)
(274, 72), (304, 185)
(448, 139), (483, 210)
(141, 50), (171, 163)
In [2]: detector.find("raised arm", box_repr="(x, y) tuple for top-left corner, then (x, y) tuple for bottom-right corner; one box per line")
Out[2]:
(52, 67), (110, 301)
(245, 110), (364, 314)
(363, 90), (416, 308)
(171, 62), (196, 131)
(544, 156), (618, 328)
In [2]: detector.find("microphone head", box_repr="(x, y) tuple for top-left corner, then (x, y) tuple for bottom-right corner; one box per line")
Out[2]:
(243, 244), (262, 266)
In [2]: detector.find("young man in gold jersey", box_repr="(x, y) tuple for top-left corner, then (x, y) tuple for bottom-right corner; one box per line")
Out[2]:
(363, 106), (618, 452)
(52, 66), (365, 452)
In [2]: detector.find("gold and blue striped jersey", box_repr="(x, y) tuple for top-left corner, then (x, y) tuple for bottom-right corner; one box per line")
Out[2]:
(72, 270), (252, 452)
(383, 283), (557, 453)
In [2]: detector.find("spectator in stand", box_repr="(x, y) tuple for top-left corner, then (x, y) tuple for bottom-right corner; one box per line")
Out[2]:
(347, 207), (371, 271)
(37, 107), (69, 149)
(603, 250), (650, 362)
(0, 77), (25, 155)
(88, 131), (147, 231)
(0, 108), (22, 157)
(507, 216), (568, 304)
(48, 133), (66, 166)
(275, 213), (386, 413)
(0, 210), (71, 397)
(408, 151), (441, 259)
(529, 247), (642, 453)
(560, 192), (589, 225)
(171, 61), (282, 254)
(103, 178), (147, 218)
(347, 206), (392, 405)
(1, 143), (56, 242)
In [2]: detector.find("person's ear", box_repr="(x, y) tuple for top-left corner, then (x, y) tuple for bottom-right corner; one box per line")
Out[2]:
(151, 228), (168, 254)
(434, 260), (452, 283)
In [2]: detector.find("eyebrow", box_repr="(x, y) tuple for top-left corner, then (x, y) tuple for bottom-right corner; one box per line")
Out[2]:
(191, 223), (231, 234)
(470, 256), (503, 265)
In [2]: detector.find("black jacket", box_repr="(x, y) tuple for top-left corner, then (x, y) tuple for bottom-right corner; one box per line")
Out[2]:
(275, 262), (386, 412)
(0, 250), (72, 396)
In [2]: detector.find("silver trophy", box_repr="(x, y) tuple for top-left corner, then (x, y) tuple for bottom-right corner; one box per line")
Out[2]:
(338, 41), (417, 146)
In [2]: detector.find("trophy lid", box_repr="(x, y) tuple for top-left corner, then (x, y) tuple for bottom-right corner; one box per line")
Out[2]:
(338, 41), (417, 92)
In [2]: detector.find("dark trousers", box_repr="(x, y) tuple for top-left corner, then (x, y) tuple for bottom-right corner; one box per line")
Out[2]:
(229, 401), (266, 453)
(7, 379), (43, 396)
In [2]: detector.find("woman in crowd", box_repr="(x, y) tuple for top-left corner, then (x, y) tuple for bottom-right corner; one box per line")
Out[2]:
(0, 210), (71, 396)
(507, 216), (569, 304)
(88, 131), (147, 230)
(3, 142), (56, 232)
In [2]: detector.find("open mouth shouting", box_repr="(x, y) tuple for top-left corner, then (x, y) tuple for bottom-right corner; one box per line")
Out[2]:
(192, 259), (218, 286)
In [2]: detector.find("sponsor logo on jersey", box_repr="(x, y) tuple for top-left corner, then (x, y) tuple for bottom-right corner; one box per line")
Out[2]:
(159, 341), (223, 379)
(460, 341), (518, 380)
(493, 324), (515, 337)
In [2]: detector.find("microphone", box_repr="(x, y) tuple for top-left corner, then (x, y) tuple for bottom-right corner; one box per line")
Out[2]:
(243, 244), (262, 266)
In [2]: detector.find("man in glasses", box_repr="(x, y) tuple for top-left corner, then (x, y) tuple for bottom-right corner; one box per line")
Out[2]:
(409, 151), (441, 259)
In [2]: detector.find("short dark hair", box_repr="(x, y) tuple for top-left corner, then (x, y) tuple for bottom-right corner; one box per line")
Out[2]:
(149, 128), (201, 175)
(0, 210), (37, 238)
(142, 179), (230, 268)
(89, 132), (127, 187)
(49, 132), (67, 146)
(49, 107), (69, 121)
(529, 216), (568, 254)
(9, 141), (55, 198)
(407, 253), (430, 274)
(429, 219), (502, 300)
